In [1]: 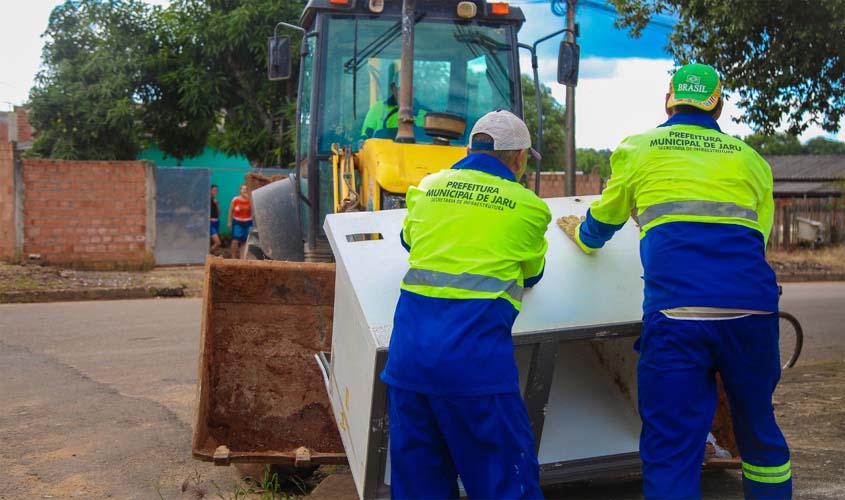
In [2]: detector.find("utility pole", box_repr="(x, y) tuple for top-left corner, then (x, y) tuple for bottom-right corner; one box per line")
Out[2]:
(565, 0), (577, 196)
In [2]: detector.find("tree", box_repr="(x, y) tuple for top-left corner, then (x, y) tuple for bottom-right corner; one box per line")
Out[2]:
(742, 132), (804, 156)
(521, 75), (613, 177)
(28, 0), (159, 160)
(30, 0), (305, 165)
(149, 0), (306, 167)
(610, 0), (845, 136)
(741, 133), (845, 155)
(521, 74), (567, 171)
(577, 148), (612, 178)
(804, 136), (845, 155)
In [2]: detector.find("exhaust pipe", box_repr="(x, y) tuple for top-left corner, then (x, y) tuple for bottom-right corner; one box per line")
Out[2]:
(395, 0), (415, 143)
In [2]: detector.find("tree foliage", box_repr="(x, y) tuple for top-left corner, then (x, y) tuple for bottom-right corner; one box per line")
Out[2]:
(29, 0), (158, 160)
(610, 0), (845, 136)
(29, 0), (305, 166)
(521, 74), (612, 177)
(576, 148), (612, 178)
(803, 136), (845, 155)
(743, 133), (845, 156)
(521, 74), (567, 171)
(150, 0), (305, 167)
(742, 132), (804, 156)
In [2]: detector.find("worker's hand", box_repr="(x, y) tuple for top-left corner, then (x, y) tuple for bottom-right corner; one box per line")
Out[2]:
(556, 215), (585, 243)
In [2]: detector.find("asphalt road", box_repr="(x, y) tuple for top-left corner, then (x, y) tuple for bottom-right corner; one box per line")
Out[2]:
(0, 298), (243, 499)
(0, 282), (843, 498)
(779, 282), (845, 365)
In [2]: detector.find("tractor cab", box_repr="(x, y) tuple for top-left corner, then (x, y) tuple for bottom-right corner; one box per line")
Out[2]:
(275, 1), (527, 258)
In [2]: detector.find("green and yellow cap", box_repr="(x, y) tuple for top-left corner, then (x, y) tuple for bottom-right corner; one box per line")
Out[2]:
(666, 63), (722, 111)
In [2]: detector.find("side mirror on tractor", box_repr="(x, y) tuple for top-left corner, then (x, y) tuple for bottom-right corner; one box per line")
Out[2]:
(558, 40), (580, 87)
(268, 36), (292, 81)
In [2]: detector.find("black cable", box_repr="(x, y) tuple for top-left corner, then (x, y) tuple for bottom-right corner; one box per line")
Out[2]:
(515, 0), (675, 32)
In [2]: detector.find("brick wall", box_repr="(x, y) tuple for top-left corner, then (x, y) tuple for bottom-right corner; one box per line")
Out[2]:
(0, 115), (8, 142)
(0, 142), (16, 261)
(525, 171), (604, 198)
(21, 159), (154, 269)
(14, 107), (33, 144)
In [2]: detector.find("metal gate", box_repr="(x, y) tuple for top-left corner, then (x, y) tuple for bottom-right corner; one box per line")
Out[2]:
(155, 167), (210, 265)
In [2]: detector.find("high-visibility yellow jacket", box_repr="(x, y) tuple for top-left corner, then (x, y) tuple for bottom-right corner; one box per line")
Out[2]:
(381, 153), (551, 396)
(360, 97), (426, 139)
(575, 113), (779, 314)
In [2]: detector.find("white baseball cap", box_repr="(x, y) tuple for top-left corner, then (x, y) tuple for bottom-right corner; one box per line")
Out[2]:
(469, 109), (541, 160)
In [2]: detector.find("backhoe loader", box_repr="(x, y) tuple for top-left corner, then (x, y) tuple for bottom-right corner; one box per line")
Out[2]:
(192, 1), (739, 497)
(193, 0), (550, 468)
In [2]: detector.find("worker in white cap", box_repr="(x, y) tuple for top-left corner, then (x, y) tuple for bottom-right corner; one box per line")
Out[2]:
(381, 110), (549, 499)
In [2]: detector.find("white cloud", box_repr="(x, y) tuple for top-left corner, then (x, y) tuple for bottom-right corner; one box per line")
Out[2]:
(0, 1), (56, 111)
(0, 1), (171, 112)
(4, 4), (844, 148)
(541, 57), (845, 150)
(544, 57), (673, 150)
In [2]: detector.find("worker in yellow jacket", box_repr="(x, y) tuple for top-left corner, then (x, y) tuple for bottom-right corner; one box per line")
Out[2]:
(559, 64), (791, 499)
(382, 110), (549, 499)
(360, 78), (426, 141)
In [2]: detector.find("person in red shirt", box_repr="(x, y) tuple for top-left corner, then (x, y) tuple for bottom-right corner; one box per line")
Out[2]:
(228, 184), (253, 259)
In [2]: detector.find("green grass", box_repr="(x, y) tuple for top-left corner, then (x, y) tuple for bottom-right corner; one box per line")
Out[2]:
(164, 469), (302, 500)
(230, 470), (293, 500)
(7, 276), (43, 291)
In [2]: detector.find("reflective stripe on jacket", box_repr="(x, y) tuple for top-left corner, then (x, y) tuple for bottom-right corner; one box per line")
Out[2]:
(576, 113), (779, 313)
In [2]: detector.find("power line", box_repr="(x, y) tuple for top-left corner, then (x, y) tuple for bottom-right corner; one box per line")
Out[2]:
(583, 0), (675, 30)
(581, 0), (674, 33)
(512, 0), (676, 32)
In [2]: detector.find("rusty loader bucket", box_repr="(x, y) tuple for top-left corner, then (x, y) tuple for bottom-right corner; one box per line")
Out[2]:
(192, 258), (346, 467)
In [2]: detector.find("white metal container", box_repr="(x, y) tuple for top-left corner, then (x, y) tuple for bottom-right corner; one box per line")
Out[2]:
(795, 216), (825, 244)
(322, 195), (645, 499)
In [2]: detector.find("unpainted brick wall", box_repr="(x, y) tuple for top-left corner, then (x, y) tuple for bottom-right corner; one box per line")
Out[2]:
(21, 159), (152, 269)
(0, 142), (16, 260)
(524, 171), (604, 198)
(0, 115), (8, 142)
(14, 107), (33, 144)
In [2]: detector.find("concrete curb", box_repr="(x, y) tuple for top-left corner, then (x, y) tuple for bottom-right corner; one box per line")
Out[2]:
(0, 286), (186, 304)
(777, 273), (845, 283)
(0, 273), (842, 304)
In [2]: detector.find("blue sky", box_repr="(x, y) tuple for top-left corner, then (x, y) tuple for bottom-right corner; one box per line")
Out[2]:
(2, 1), (841, 151)
(511, 0), (845, 150)
(521, 1), (671, 61)
(515, 0), (673, 78)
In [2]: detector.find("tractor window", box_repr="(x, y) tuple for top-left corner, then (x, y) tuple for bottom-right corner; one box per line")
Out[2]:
(414, 60), (450, 112)
(299, 36), (314, 159)
(466, 54), (512, 137)
(318, 17), (517, 152)
(298, 36), (314, 234)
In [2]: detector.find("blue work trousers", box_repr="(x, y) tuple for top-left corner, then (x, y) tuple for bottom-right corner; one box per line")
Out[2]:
(387, 385), (543, 500)
(637, 312), (791, 500)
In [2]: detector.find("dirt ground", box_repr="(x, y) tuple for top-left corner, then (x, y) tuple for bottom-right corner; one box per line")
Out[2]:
(0, 246), (843, 303)
(1, 248), (844, 498)
(767, 245), (845, 279)
(504, 357), (845, 500)
(774, 362), (845, 498)
(0, 261), (206, 302)
(200, 360), (845, 499)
